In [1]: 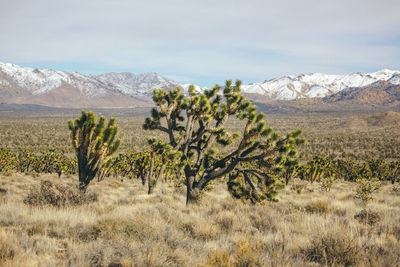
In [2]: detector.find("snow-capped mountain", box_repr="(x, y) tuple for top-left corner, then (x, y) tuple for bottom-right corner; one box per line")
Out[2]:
(1, 62), (400, 109)
(0, 62), (180, 108)
(94, 72), (179, 97)
(0, 62), (110, 97)
(241, 69), (400, 100)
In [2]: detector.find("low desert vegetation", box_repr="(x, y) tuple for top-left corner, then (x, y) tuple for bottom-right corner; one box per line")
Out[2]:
(0, 174), (399, 266)
(0, 81), (399, 266)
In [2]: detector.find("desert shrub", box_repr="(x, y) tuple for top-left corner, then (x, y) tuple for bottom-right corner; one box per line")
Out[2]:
(205, 237), (262, 267)
(305, 200), (331, 214)
(354, 178), (381, 206)
(79, 218), (155, 242)
(232, 238), (263, 267)
(320, 176), (335, 192)
(290, 179), (307, 194)
(215, 212), (234, 233)
(354, 209), (381, 226)
(0, 188), (6, 196)
(248, 211), (276, 233)
(302, 233), (361, 266)
(23, 180), (97, 207)
(205, 250), (231, 267)
(391, 184), (400, 194)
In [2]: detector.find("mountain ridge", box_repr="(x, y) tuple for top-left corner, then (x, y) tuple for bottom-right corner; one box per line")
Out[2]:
(1, 62), (400, 110)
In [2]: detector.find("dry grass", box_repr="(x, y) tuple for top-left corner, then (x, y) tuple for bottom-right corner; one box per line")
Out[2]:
(0, 173), (399, 266)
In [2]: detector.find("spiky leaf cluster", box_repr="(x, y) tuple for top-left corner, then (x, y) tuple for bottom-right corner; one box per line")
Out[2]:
(389, 160), (400, 184)
(0, 148), (17, 172)
(299, 155), (332, 183)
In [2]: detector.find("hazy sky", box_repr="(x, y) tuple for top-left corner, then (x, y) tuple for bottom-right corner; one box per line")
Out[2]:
(1, 0), (399, 86)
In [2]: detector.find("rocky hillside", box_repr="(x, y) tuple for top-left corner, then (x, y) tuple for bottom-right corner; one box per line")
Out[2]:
(0, 63), (180, 108)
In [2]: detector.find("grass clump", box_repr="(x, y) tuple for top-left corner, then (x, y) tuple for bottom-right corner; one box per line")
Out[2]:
(205, 250), (231, 267)
(0, 230), (17, 262)
(23, 180), (97, 207)
(305, 199), (331, 214)
(205, 237), (263, 267)
(302, 233), (361, 266)
(354, 209), (381, 226)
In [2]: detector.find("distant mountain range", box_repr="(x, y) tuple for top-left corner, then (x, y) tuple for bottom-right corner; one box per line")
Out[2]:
(1, 62), (400, 111)
(241, 69), (400, 100)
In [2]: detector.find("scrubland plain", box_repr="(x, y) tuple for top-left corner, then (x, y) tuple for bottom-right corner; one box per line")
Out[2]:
(1, 112), (400, 160)
(0, 173), (400, 266)
(0, 111), (399, 266)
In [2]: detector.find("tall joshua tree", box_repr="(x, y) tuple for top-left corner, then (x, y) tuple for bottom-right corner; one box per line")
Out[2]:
(68, 110), (121, 192)
(144, 80), (304, 204)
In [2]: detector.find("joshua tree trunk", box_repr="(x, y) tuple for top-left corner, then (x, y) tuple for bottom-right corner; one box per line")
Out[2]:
(185, 165), (197, 204)
(147, 154), (155, 194)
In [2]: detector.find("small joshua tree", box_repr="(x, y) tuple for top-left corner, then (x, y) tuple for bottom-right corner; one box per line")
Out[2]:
(389, 160), (400, 184)
(355, 178), (381, 207)
(146, 138), (182, 194)
(354, 178), (382, 225)
(144, 80), (304, 204)
(68, 110), (121, 192)
(281, 157), (300, 185)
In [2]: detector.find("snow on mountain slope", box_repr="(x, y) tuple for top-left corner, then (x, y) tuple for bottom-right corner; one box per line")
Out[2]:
(1, 62), (400, 106)
(0, 62), (109, 96)
(388, 74), (400, 85)
(94, 72), (179, 97)
(241, 69), (400, 100)
(0, 63), (180, 99)
(179, 84), (207, 94)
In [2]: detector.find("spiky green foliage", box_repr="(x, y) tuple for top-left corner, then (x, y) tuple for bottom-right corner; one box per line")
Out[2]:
(0, 148), (17, 173)
(68, 110), (121, 192)
(367, 158), (390, 181)
(108, 152), (138, 180)
(389, 160), (400, 184)
(134, 151), (151, 185)
(227, 161), (285, 204)
(299, 155), (332, 184)
(333, 159), (371, 181)
(146, 138), (181, 194)
(17, 149), (37, 173)
(144, 81), (304, 204)
(281, 157), (300, 185)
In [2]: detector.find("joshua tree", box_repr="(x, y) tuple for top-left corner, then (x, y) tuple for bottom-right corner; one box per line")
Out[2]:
(299, 155), (331, 184)
(134, 151), (151, 185)
(281, 157), (300, 185)
(68, 110), (121, 192)
(389, 160), (400, 184)
(355, 178), (381, 207)
(144, 80), (304, 204)
(368, 158), (390, 181)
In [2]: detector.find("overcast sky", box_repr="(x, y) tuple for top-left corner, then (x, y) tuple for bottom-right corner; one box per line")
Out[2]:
(1, 0), (399, 86)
